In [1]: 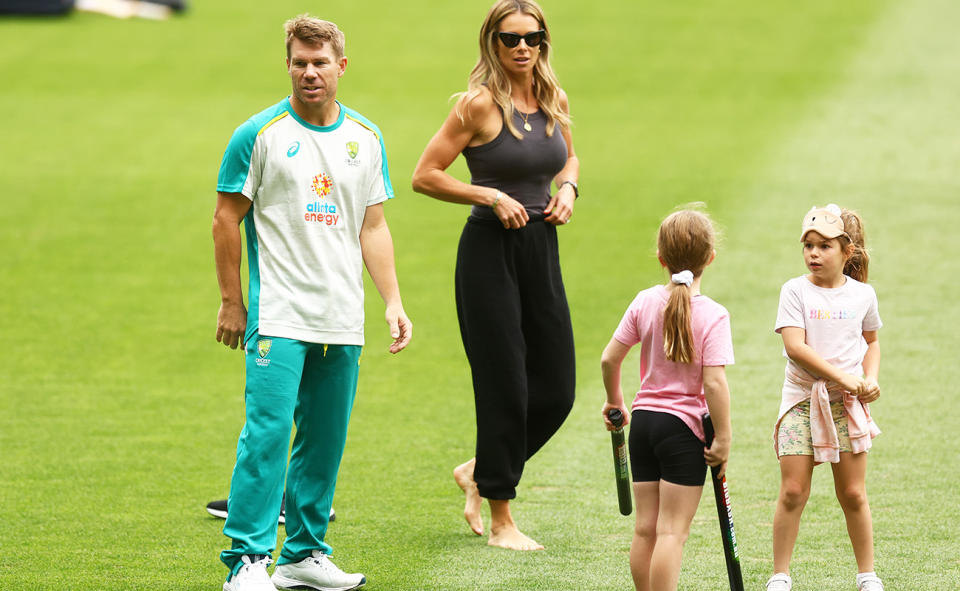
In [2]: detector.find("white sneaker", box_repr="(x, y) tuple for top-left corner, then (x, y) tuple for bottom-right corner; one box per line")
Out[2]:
(223, 555), (276, 591)
(766, 573), (792, 591)
(858, 574), (885, 591)
(271, 550), (365, 591)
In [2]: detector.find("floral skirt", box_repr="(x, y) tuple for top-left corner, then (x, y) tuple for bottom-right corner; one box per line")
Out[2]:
(777, 399), (852, 457)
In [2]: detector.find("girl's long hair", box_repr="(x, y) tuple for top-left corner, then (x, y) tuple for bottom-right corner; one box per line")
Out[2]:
(658, 209), (716, 364)
(839, 208), (870, 282)
(456, 0), (570, 139)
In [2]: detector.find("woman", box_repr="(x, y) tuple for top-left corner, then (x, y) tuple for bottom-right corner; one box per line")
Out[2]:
(412, 0), (579, 551)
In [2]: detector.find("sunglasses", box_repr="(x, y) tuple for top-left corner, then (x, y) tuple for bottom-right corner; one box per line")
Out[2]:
(496, 30), (546, 48)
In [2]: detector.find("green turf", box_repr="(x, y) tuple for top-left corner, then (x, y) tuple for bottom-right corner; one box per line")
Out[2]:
(1, 0), (958, 589)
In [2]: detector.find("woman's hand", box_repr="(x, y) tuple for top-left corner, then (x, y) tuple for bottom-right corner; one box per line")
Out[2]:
(493, 190), (529, 229)
(544, 183), (575, 226)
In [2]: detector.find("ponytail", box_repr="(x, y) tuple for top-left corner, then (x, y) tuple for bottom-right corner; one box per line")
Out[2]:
(840, 209), (870, 282)
(663, 282), (695, 363)
(657, 208), (716, 364)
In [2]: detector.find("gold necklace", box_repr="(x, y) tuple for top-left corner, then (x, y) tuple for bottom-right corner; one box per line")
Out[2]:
(514, 102), (533, 132)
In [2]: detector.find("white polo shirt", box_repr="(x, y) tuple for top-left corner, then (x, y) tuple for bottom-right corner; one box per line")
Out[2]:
(217, 98), (393, 345)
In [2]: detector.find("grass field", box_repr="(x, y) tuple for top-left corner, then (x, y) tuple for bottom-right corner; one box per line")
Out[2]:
(1, 0), (958, 589)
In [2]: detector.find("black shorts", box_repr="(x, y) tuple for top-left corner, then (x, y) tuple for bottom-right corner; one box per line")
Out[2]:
(628, 409), (707, 486)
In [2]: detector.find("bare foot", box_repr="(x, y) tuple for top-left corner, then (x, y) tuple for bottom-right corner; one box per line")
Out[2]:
(487, 499), (544, 551)
(454, 458), (483, 535)
(488, 522), (544, 551)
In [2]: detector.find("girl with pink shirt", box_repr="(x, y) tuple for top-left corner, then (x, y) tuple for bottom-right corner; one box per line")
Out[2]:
(767, 205), (883, 591)
(601, 208), (734, 591)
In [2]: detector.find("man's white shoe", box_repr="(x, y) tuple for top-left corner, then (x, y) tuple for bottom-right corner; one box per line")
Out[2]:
(858, 574), (885, 591)
(766, 573), (793, 591)
(223, 555), (276, 591)
(271, 550), (365, 591)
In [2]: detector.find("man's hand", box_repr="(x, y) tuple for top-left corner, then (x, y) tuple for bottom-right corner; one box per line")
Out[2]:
(216, 301), (247, 349)
(385, 303), (412, 353)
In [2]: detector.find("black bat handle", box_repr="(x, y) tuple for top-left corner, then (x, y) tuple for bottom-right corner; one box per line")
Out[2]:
(702, 413), (745, 591)
(703, 411), (716, 446)
(608, 409), (632, 516)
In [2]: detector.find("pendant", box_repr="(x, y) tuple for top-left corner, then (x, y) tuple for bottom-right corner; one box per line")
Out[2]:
(523, 122), (532, 132)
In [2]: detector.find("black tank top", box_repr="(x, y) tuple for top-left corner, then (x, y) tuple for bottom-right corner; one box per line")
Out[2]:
(462, 108), (568, 221)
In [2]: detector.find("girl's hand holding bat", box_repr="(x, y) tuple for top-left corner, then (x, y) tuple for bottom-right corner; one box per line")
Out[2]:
(704, 435), (730, 479)
(601, 401), (630, 431)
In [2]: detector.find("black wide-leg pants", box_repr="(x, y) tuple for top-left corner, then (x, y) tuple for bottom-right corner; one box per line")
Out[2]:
(455, 216), (576, 500)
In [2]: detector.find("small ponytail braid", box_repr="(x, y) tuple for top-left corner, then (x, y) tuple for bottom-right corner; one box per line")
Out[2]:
(839, 208), (869, 283)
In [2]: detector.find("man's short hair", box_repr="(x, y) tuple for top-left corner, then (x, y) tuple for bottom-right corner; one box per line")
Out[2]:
(284, 15), (345, 58)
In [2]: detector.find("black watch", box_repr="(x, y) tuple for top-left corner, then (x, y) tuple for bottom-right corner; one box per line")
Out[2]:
(560, 180), (579, 198)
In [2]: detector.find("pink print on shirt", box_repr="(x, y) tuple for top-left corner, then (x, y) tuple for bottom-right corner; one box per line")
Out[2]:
(808, 309), (854, 320)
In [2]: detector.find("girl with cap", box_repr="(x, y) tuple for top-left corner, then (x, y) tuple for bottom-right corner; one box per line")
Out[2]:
(767, 204), (884, 591)
(600, 207), (734, 591)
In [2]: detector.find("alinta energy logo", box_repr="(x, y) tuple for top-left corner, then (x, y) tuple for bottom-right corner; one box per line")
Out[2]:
(306, 171), (340, 226)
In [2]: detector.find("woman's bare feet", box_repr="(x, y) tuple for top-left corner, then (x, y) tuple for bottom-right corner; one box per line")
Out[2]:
(454, 458), (484, 535)
(488, 499), (544, 551)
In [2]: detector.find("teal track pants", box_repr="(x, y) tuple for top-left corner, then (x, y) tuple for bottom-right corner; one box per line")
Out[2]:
(220, 333), (361, 576)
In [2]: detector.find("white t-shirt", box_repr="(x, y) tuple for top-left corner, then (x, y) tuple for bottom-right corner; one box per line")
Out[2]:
(217, 98), (393, 345)
(775, 275), (882, 403)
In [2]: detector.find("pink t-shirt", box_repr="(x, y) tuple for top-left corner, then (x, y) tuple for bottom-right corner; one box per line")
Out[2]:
(613, 285), (735, 442)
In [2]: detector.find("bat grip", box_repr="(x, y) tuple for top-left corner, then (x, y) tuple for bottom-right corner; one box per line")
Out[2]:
(608, 408), (624, 428)
(702, 412), (715, 446)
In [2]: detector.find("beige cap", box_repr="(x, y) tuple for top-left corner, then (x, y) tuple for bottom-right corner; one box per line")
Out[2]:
(800, 204), (846, 241)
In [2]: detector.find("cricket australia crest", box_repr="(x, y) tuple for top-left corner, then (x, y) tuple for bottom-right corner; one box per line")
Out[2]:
(255, 339), (273, 367)
(257, 339), (272, 358)
(345, 141), (360, 166)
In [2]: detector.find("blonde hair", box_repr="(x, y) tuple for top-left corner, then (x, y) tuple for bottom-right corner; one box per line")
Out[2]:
(657, 209), (716, 364)
(838, 208), (870, 282)
(284, 15), (345, 59)
(456, 0), (570, 139)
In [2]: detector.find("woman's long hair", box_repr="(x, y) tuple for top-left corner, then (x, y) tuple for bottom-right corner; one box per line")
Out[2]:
(658, 209), (716, 364)
(456, 0), (570, 139)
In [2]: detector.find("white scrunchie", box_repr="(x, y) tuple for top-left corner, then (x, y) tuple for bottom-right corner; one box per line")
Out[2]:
(671, 270), (694, 286)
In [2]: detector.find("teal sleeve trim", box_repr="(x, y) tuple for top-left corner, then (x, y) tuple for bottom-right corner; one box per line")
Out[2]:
(216, 100), (289, 195)
(243, 207), (260, 345)
(217, 119), (258, 194)
(379, 131), (395, 200)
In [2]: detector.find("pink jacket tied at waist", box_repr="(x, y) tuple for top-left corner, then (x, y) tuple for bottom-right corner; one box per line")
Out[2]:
(778, 366), (881, 464)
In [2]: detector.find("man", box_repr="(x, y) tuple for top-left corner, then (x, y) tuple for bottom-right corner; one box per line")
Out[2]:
(212, 15), (411, 591)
